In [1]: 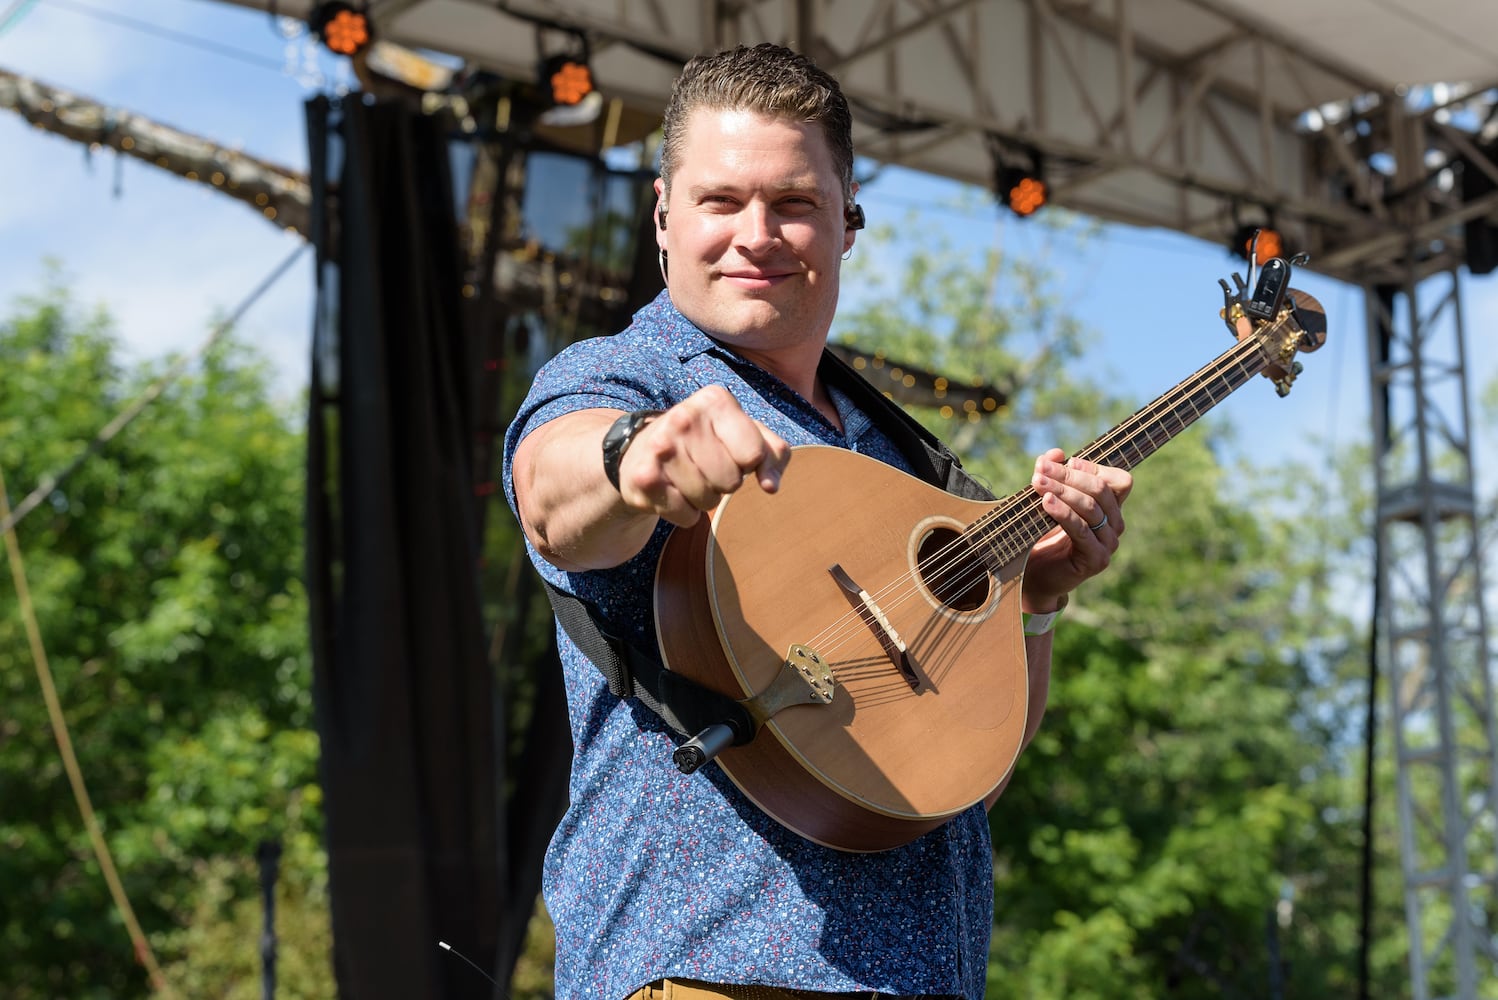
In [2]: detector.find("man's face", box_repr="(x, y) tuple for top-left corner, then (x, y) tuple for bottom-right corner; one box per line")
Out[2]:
(656, 108), (856, 358)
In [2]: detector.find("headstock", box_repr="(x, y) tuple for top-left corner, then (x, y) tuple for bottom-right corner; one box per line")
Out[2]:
(1218, 235), (1327, 397)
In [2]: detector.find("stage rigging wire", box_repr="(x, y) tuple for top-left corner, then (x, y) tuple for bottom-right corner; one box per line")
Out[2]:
(0, 0), (39, 37)
(28, 0), (286, 72)
(1, 470), (179, 997)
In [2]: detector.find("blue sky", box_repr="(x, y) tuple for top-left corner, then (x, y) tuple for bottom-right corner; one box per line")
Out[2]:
(0, 0), (325, 398)
(1, 0), (1494, 484)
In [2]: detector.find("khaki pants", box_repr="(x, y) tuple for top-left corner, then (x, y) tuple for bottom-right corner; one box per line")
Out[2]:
(625, 977), (954, 1000)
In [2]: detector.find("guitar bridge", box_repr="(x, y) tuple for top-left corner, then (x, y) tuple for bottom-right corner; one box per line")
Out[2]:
(829, 562), (921, 691)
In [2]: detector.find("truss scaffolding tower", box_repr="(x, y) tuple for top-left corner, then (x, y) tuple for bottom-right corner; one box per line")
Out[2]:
(1365, 260), (1498, 1000)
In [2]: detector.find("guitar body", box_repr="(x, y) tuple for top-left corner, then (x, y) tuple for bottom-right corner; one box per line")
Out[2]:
(651, 285), (1328, 852)
(655, 446), (1030, 852)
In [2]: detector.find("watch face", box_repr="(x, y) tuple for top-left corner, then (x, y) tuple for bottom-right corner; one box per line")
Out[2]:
(603, 418), (630, 452)
(603, 411), (659, 489)
(603, 411), (639, 454)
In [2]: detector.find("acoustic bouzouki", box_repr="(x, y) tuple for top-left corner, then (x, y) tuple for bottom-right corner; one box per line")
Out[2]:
(654, 256), (1327, 852)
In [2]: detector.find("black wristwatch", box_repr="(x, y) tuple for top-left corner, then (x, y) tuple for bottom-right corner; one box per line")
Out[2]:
(601, 409), (663, 491)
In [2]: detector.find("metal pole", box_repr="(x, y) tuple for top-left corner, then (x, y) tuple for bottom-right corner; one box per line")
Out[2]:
(257, 839), (282, 1000)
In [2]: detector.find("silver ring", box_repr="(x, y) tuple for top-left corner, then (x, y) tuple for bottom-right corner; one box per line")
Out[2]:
(1088, 513), (1109, 532)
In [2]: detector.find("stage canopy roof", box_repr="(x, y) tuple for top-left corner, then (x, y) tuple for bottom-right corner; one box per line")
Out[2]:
(216, 0), (1498, 282)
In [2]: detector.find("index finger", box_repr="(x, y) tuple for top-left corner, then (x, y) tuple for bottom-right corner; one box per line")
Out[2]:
(751, 422), (792, 492)
(707, 404), (790, 491)
(1068, 455), (1133, 506)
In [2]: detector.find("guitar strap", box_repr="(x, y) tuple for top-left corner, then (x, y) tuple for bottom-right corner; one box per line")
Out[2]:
(540, 574), (757, 745)
(536, 346), (995, 747)
(817, 348), (997, 503)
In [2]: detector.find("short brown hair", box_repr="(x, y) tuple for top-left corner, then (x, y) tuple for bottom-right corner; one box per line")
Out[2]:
(659, 42), (854, 200)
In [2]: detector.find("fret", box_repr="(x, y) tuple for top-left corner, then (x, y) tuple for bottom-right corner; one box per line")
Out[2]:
(966, 325), (1295, 560)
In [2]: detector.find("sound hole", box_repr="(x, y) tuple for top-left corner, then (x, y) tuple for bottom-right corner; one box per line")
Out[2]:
(916, 527), (991, 613)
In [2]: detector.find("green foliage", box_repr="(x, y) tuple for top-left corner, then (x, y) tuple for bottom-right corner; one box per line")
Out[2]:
(834, 203), (1111, 487)
(154, 837), (331, 998)
(1481, 365), (1498, 430)
(0, 273), (329, 997)
(510, 897), (558, 1000)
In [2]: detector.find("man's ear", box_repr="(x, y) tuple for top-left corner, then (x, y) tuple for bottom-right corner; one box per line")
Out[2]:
(842, 181), (861, 253)
(653, 177), (668, 249)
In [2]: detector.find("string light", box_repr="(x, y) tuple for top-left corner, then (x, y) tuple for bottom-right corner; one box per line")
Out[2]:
(838, 346), (1005, 418)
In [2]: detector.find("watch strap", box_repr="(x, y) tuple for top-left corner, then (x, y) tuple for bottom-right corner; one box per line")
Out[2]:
(601, 409), (662, 491)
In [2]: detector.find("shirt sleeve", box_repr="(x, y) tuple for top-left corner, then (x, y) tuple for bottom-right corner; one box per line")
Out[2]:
(500, 334), (679, 516)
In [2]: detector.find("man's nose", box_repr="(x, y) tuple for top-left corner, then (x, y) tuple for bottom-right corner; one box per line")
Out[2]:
(736, 202), (782, 255)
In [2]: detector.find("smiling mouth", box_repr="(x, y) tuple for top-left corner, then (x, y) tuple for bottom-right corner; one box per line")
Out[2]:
(720, 271), (796, 287)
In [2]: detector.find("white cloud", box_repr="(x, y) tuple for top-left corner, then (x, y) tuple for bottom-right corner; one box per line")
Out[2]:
(0, 0), (326, 393)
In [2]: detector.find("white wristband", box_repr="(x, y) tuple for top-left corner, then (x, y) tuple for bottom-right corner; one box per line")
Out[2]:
(1022, 595), (1068, 636)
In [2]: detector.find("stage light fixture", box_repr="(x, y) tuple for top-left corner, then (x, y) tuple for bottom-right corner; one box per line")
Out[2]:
(309, 2), (373, 57)
(993, 149), (1048, 218)
(542, 54), (594, 106)
(995, 164), (1048, 217)
(1006, 174), (1048, 216)
(1231, 223), (1286, 262)
(1228, 202), (1287, 263)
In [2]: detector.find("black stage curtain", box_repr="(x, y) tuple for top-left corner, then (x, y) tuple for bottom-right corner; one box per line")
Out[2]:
(304, 95), (501, 999)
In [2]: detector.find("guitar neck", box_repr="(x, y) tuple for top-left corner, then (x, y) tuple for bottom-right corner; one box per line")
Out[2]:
(975, 333), (1275, 561)
(1074, 333), (1268, 472)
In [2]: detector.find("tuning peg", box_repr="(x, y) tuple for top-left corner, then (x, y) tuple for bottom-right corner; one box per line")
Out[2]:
(1218, 276), (1248, 335)
(1272, 361), (1305, 397)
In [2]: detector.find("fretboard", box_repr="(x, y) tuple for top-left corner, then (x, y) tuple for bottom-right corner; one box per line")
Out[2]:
(971, 332), (1275, 565)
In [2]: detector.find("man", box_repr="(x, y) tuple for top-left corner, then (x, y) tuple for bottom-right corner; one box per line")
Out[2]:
(503, 42), (1131, 1000)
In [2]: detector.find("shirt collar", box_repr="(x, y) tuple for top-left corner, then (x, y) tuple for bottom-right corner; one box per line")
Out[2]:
(636, 290), (865, 441)
(634, 290), (721, 362)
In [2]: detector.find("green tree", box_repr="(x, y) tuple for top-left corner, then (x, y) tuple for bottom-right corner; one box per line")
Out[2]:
(0, 273), (330, 997)
(834, 202), (1106, 487)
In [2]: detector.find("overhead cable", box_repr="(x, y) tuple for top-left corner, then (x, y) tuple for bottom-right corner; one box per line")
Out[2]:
(1, 468), (180, 998)
(36, 0), (285, 71)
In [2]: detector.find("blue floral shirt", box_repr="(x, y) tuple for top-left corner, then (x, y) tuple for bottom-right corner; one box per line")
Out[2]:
(502, 292), (992, 1000)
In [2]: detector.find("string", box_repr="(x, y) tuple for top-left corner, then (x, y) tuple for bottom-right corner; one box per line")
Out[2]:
(795, 331), (1275, 667)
